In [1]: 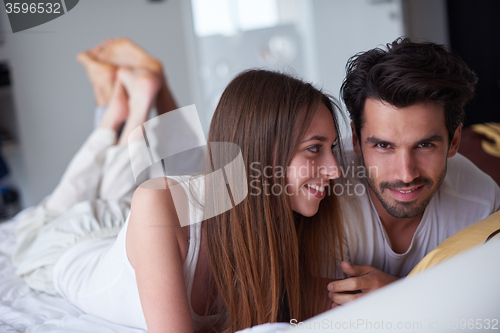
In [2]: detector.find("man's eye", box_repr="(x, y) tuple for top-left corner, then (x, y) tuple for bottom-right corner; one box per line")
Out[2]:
(307, 144), (321, 153)
(376, 143), (389, 149)
(418, 142), (433, 148)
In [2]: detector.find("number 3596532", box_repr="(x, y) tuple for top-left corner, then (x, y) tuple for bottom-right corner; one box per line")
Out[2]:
(444, 319), (498, 330)
(5, 2), (61, 14)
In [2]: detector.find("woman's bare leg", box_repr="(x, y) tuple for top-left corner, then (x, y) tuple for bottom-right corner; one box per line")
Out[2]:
(98, 68), (162, 201)
(98, 79), (129, 134)
(115, 67), (162, 146)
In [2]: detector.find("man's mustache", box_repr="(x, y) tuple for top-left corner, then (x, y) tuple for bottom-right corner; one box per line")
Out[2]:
(379, 177), (433, 191)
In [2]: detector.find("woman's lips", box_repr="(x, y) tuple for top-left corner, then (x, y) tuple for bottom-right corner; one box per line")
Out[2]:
(304, 184), (327, 199)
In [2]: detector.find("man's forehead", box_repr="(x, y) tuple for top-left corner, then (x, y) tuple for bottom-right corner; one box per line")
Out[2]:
(360, 99), (448, 141)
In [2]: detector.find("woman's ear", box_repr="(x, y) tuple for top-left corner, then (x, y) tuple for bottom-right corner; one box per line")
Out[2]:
(351, 122), (362, 157)
(447, 123), (463, 158)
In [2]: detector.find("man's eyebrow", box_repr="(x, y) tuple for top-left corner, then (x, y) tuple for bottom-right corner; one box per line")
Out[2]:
(365, 135), (444, 146)
(415, 134), (444, 145)
(366, 136), (394, 146)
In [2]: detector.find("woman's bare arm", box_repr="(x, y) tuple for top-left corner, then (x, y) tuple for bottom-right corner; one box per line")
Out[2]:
(126, 179), (192, 333)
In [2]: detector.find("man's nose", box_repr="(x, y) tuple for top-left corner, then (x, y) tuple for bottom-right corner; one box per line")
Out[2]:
(394, 150), (419, 184)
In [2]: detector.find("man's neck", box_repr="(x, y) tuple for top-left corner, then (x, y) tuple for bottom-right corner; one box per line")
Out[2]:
(368, 187), (423, 254)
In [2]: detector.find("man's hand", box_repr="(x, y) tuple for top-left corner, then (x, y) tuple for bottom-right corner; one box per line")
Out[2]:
(327, 261), (399, 307)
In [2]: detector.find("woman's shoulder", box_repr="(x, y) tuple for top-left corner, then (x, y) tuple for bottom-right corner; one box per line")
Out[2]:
(127, 177), (190, 264)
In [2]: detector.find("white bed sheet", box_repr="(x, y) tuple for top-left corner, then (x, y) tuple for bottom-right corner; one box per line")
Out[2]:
(0, 219), (146, 333)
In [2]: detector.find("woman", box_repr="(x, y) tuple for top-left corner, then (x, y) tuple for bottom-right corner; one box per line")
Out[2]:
(14, 49), (345, 332)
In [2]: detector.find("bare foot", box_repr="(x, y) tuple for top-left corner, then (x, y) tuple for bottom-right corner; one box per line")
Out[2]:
(116, 68), (162, 145)
(77, 51), (117, 106)
(91, 38), (177, 115)
(93, 38), (162, 75)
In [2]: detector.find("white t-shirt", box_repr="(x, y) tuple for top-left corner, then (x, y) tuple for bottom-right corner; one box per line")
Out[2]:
(339, 150), (500, 277)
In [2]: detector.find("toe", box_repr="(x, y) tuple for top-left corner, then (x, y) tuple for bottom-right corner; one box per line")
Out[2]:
(76, 51), (97, 66)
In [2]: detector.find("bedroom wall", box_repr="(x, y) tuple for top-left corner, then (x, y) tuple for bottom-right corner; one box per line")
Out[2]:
(0, 0), (198, 207)
(0, 0), (451, 209)
(402, 0), (449, 46)
(310, 0), (450, 101)
(309, 0), (405, 143)
(311, 0), (405, 100)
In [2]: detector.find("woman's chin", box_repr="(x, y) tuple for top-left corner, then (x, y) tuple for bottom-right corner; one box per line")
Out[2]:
(292, 205), (320, 217)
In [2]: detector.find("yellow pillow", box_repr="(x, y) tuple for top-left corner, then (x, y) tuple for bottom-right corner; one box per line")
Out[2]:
(409, 210), (500, 275)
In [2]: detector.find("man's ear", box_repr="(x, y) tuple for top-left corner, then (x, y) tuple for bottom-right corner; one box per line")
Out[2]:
(351, 122), (362, 157)
(447, 123), (463, 158)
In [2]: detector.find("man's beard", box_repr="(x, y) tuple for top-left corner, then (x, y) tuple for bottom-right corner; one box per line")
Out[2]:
(365, 164), (447, 219)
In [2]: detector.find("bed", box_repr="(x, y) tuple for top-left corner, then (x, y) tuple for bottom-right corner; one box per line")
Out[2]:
(2, 213), (499, 332)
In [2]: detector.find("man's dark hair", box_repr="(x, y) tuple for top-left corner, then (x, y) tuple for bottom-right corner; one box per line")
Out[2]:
(340, 38), (478, 144)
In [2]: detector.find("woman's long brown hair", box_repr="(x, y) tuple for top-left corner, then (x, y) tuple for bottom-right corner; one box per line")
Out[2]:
(202, 69), (344, 332)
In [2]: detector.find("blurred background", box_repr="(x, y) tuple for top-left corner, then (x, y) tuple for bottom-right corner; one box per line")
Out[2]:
(0, 0), (498, 212)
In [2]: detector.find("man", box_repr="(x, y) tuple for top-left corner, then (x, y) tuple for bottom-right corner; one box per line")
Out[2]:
(328, 38), (500, 306)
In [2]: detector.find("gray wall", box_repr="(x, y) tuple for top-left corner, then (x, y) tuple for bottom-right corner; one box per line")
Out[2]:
(311, 0), (405, 100)
(0, 0), (197, 207)
(403, 0), (449, 46)
(311, 0), (450, 100)
(310, 0), (405, 141)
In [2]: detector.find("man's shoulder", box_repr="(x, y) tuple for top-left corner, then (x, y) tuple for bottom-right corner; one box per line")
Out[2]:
(440, 153), (499, 205)
(429, 153), (500, 231)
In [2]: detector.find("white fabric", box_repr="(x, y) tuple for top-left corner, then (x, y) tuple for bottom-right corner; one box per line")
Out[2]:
(12, 128), (136, 294)
(53, 216), (203, 331)
(236, 323), (291, 333)
(340, 149), (500, 277)
(1, 219), (147, 333)
(94, 106), (108, 129)
(14, 200), (129, 295)
(279, 239), (500, 332)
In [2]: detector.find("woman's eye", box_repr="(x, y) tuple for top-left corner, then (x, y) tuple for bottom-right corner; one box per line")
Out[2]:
(307, 144), (321, 153)
(331, 141), (338, 152)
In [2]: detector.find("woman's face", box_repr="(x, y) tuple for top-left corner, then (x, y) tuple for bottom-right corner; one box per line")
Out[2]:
(287, 104), (340, 217)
